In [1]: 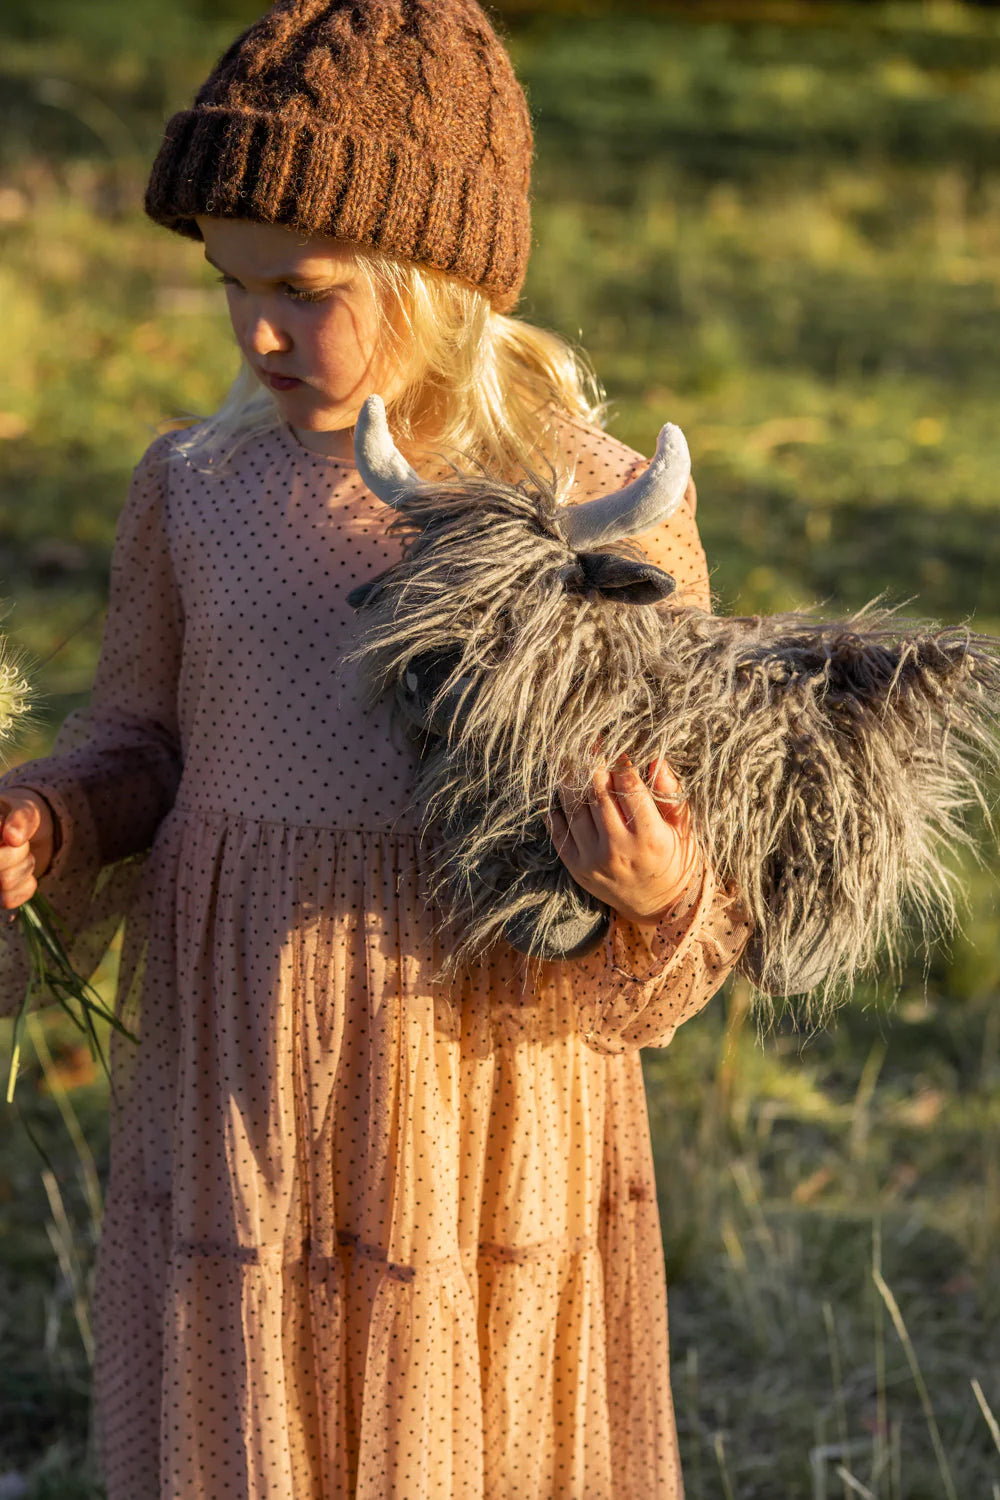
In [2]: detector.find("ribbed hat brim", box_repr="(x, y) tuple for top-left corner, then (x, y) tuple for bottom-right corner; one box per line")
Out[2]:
(145, 108), (530, 312)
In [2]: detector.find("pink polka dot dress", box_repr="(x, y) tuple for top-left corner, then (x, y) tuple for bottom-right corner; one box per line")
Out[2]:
(0, 412), (749, 1498)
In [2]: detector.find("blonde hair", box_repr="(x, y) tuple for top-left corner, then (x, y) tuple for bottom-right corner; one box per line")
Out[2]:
(172, 246), (606, 494)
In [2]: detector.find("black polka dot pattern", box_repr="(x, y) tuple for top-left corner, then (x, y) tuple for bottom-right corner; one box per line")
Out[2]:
(0, 413), (750, 1498)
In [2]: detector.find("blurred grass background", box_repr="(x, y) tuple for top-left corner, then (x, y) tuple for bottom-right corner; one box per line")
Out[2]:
(1, 1), (1000, 1495)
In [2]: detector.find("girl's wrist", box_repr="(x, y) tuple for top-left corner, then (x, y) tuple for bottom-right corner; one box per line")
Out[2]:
(615, 849), (706, 930)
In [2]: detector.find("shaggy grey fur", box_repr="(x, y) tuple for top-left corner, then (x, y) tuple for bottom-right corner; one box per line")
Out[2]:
(349, 465), (1000, 1015)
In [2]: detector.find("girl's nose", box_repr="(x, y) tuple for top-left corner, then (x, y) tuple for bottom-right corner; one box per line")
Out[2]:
(243, 305), (292, 357)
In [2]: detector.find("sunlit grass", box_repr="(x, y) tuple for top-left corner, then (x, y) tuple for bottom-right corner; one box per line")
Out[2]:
(643, 983), (1000, 1497)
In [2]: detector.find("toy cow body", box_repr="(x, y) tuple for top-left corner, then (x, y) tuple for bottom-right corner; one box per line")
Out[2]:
(348, 396), (1000, 1007)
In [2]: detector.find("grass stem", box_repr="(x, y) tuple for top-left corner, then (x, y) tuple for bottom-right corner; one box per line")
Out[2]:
(27, 1013), (104, 1237)
(822, 1300), (852, 1500)
(5, 895), (137, 1105)
(712, 1432), (737, 1500)
(971, 1378), (1000, 1457)
(835, 1468), (878, 1500)
(872, 1267), (959, 1500)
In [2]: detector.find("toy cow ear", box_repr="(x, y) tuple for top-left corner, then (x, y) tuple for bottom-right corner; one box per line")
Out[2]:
(347, 571), (391, 610)
(568, 551), (676, 604)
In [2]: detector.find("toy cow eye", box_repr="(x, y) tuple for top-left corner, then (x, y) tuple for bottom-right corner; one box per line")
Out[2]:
(395, 650), (476, 739)
(559, 551), (676, 604)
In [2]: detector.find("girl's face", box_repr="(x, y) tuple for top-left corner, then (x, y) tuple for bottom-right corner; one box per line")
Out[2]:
(196, 217), (405, 461)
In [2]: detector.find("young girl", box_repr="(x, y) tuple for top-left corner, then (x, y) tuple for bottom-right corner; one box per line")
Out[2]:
(0, 2), (750, 1495)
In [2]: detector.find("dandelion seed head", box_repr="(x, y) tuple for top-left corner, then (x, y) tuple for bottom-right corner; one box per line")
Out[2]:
(0, 633), (31, 750)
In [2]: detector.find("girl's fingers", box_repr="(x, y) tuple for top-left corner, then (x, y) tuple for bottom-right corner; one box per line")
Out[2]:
(560, 757), (669, 848)
(649, 758), (683, 797)
(1, 874), (36, 910)
(549, 797), (593, 869)
(648, 759), (687, 817)
(609, 755), (689, 841)
(0, 837), (34, 874)
(553, 777), (601, 860)
(0, 859), (34, 890)
(1, 801), (39, 847)
(649, 757), (701, 879)
(546, 802), (574, 859)
(586, 758), (631, 835)
(556, 754), (687, 856)
(609, 755), (653, 833)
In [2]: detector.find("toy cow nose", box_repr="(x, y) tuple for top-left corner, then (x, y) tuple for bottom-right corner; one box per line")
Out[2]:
(560, 550), (676, 605)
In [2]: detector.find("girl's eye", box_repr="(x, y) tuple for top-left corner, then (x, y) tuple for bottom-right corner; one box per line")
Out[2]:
(283, 285), (332, 304)
(214, 273), (330, 304)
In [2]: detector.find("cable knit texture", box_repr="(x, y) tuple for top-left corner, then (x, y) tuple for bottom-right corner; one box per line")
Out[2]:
(144, 0), (534, 310)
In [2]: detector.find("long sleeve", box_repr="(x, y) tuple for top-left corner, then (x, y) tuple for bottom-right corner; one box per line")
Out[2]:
(573, 860), (751, 1052)
(562, 433), (752, 1050)
(0, 435), (184, 1015)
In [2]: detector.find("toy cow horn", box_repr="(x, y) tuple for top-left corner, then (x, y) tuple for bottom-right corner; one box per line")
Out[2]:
(354, 394), (421, 507)
(559, 421), (692, 549)
(355, 396), (692, 548)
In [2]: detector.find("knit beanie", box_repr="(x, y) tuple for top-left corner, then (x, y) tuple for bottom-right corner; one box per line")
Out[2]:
(144, 0), (533, 312)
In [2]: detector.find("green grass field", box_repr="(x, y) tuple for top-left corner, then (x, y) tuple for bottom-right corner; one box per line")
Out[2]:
(1, 3), (999, 1495)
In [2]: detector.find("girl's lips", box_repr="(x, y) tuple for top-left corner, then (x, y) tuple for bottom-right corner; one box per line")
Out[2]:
(263, 373), (303, 390)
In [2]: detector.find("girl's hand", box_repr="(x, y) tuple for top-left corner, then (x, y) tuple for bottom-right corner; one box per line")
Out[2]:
(0, 790), (55, 911)
(547, 756), (702, 930)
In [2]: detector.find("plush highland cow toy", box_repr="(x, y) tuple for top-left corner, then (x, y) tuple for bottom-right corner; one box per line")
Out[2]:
(348, 395), (1000, 1005)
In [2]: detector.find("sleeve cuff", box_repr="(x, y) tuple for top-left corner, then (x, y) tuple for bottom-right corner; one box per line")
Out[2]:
(609, 856), (713, 984)
(574, 857), (752, 1055)
(0, 771), (102, 921)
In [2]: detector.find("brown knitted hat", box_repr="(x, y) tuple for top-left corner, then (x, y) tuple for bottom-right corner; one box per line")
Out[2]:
(144, 0), (533, 311)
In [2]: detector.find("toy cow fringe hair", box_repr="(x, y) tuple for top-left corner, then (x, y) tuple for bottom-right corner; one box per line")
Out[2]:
(347, 396), (1000, 1016)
